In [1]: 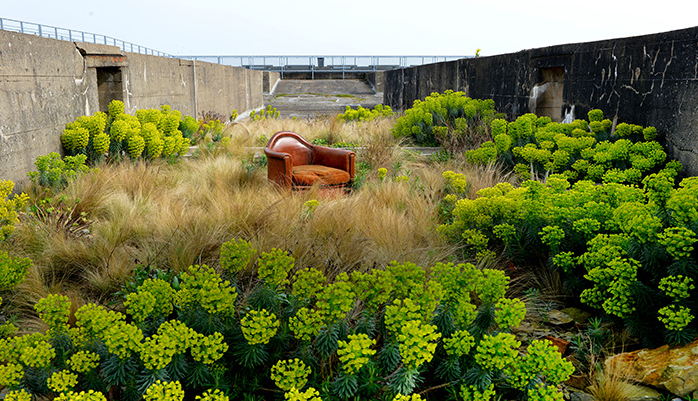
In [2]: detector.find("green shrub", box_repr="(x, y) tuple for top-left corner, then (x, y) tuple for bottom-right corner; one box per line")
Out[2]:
(466, 109), (665, 185)
(27, 153), (91, 191)
(0, 241), (572, 400)
(250, 105), (279, 121)
(0, 180), (29, 242)
(0, 250), (31, 292)
(392, 90), (497, 150)
(61, 101), (192, 164)
(337, 104), (394, 121)
(179, 116), (199, 140)
(439, 159), (698, 346)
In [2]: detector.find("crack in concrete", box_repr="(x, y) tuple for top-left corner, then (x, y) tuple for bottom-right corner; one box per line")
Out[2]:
(659, 41), (675, 89)
(621, 84), (640, 94)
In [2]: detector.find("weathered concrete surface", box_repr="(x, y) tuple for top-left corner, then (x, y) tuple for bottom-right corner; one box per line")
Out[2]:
(366, 71), (385, 93)
(0, 30), (96, 186)
(263, 71), (281, 94)
(1, 31), (265, 185)
(125, 55), (263, 119)
(124, 54), (194, 116)
(265, 79), (383, 119)
(385, 26), (698, 176)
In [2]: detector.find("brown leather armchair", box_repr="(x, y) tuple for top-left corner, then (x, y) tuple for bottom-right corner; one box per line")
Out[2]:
(264, 131), (355, 190)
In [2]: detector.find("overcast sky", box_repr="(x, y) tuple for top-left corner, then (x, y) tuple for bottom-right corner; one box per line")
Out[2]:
(3, 0), (697, 57)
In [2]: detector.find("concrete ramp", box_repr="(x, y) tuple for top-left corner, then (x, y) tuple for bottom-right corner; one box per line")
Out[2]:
(265, 79), (384, 119)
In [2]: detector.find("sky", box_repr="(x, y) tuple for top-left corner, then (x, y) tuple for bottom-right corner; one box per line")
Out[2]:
(2, 0), (697, 57)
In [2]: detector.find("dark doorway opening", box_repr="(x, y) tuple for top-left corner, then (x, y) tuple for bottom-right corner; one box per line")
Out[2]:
(97, 67), (123, 113)
(532, 67), (564, 122)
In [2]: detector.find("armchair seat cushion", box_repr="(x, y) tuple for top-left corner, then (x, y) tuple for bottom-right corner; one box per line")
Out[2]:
(292, 165), (351, 187)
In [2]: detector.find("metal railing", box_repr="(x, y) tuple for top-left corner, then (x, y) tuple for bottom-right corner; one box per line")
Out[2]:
(1, 17), (469, 77)
(0, 17), (173, 57)
(178, 55), (469, 77)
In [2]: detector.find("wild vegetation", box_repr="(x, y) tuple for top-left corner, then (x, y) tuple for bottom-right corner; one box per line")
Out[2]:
(1, 94), (695, 400)
(337, 105), (394, 122)
(452, 109), (697, 348)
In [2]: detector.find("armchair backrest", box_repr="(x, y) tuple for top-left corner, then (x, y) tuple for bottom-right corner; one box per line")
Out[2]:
(266, 131), (314, 166)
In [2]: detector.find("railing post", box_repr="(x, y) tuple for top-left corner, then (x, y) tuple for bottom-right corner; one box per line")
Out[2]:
(20, 21), (24, 34)
(38, 24), (42, 37)
(0, 18), (4, 30)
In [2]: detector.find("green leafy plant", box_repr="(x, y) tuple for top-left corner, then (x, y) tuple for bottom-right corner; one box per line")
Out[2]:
(0, 250), (31, 292)
(27, 153), (91, 191)
(0, 237), (573, 401)
(61, 101), (192, 164)
(392, 90), (497, 151)
(337, 104), (394, 121)
(0, 180), (29, 241)
(439, 138), (698, 346)
(466, 109), (666, 185)
(193, 117), (225, 145)
(250, 105), (280, 121)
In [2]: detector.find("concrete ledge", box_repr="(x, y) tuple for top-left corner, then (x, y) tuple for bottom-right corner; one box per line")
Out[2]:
(75, 42), (124, 56)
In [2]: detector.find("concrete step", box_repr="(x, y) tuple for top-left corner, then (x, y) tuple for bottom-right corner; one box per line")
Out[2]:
(265, 79), (384, 119)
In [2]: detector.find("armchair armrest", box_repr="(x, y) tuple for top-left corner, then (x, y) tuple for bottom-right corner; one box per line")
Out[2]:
(312, 146), (356, 180)
(265, 149), (293, 188)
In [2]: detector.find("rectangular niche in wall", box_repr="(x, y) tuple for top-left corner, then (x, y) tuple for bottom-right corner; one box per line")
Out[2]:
(96, 67), (123, 113)
(531, 67), (564, 122)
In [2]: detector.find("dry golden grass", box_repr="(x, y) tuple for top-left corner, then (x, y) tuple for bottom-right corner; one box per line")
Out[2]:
(587, 358), (643, 401)
(228, 116), (398, 148)
(3, 117), (518, 324)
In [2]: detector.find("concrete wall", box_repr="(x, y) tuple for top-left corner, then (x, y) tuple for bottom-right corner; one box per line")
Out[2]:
(125, 54), (263, 118)
(384, 26), (698, 176)
(0, 30), (94, 185)
(0, 30), (265, 185)
(263, 71), (281, 94)
(366, 71), (385, 93)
